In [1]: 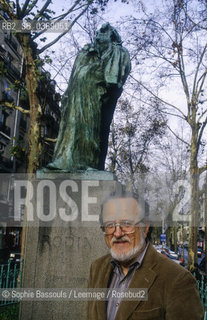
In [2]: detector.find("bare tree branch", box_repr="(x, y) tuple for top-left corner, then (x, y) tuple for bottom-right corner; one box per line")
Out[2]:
(130, 74), (187, 120)
(196, 70), (207, 100)
(199, 164), (207, 175)
(15, 0), (21, 17)
(1, 101), (30, 114)
(177, 42), (191, 112)
(51, 54), (77, 82)
(20, 0), (31, 18)
(138, 97), (186, 120)
(44, 137), (57, 143)
(38, 3), (91, 54)
(198, 108), (207, 124)
(165, 121), (190, 146)
(178, 0), (207, 31)
(193, 43), (207, 97)
(196, 115), (207, 157)
(38, 29), (69, 54)
(31, 3), (88, 41)
(23, 0), (39, 17)
(48, 0), (87, 21)
(34, 0), (52, 21)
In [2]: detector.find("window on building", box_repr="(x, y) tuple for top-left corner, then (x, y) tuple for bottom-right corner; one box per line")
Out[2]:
(4, 80), (12, 101)
(44, 126), (48, 136)
(0, 142), (5, 152)
(0, 179), (9, 201)
(0, 111), (7, 126)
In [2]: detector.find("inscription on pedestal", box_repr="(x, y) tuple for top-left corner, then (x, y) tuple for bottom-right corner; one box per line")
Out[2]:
(19, 178), (121, 320)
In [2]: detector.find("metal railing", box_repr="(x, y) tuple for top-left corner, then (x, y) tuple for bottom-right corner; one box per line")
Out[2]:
(0, 259), (24, 306)
(197, 276), (207, 310)
(193, 274), (207, 320)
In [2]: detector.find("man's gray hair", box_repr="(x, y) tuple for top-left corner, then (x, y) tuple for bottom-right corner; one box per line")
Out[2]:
(99, 190), (149, 225)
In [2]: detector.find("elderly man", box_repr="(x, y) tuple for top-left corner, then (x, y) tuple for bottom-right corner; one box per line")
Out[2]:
(87, 191), (204, 320)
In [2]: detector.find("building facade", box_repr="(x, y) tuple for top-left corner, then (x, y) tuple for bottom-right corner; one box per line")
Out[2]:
(0, 17), (60, 261)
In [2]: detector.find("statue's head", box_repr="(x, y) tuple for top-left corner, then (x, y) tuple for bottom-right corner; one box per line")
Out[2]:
(95, 23), (122, 49)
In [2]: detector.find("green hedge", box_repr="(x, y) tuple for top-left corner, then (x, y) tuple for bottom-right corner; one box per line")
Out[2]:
(0, 304), (19, 320)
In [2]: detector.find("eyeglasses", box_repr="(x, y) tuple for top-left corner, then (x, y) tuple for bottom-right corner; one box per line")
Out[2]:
(100, 219), (144, 235)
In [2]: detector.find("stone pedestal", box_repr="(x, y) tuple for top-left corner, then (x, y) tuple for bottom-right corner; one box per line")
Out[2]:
(19, 173), (121, 320)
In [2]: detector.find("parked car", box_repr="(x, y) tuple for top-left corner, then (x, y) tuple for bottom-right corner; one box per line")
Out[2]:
(197, 248), (203, 257)
(163, 246), (178, 259)
(160, 250), (183, 265)
(153, 245), (183, 265)
(153, 245), (162, 251)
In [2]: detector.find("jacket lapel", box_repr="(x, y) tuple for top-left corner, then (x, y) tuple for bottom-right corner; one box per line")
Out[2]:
(114, 244), (158, 320)
(96, 256), (113, 320)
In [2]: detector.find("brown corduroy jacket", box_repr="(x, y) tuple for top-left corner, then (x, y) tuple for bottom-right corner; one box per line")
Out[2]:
(87, 243), (204, 320)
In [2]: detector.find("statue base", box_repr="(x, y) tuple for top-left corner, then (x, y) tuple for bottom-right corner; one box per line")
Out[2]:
(36, 168), (117, 180)
(19, 171), (122, 320)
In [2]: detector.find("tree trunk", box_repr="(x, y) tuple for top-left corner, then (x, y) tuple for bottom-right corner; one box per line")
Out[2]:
(204, 173), (207, 275)
(17, 34), (43, 269)
(174, 226), (178, 252)
(188, 123), (199, 270)
(19, 34), (42, 174)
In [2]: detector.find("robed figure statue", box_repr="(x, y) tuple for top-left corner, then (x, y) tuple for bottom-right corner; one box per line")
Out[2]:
(47, 23), (131, 171)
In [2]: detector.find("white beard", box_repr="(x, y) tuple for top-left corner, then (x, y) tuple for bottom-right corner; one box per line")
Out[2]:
(109, 232), (146, 262)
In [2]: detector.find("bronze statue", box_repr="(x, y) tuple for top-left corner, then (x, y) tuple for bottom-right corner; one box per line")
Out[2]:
(47, 23), (131, 171)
